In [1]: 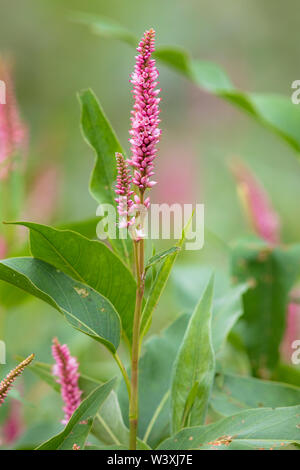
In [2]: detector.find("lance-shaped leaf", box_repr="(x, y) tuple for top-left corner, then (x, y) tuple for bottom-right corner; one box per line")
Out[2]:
(158, 405), (300, 450)
(171, 276), (215, 433)
(211, 373), (300, 417)
(37, 379), (116, 450)
(73, 14), (300, 154)
(78, 88), (131, 263)
(0, 257), (121, 352)
(79, 89), (121, 206)
(231, 237), (300, 375)
(12, 222), (136, 344)
(145, 247), (180, 272)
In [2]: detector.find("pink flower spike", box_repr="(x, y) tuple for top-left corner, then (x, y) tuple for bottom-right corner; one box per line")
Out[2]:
(115, 152), (134, 228)
(231, 160), (280, 244)
(0, 58), (28, 180)
(128, 29), (161, 194)
(52, 338), (82, 425)
(2, 399), (24, 445)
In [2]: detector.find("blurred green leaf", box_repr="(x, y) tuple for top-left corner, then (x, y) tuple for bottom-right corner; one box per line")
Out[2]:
(76, 14), (300, 154)
(37, 379), (116, 450)
(212, 283), (248, 353)
(0, 257), (121, 353)
(70, 12), (137, 47)
(14, 222), (136, 345)
(231, 237), (300, 375)
(141, 217), (192, 338)
(78, 89), (131, 263)
(273, 363), (300, 387)
(171, 276), (215, 433)
(211, 373), (300, 417)
(158, 405), (300, 450)
(13, 423), (62, 451)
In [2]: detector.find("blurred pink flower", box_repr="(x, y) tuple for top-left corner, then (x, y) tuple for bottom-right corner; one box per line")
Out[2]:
(231, 159), (300, 362)
(52, 338), (82, 425)
(281, 291), (300, 363)
(23, 164), (60, 223)
(2, 399), (23, 445)
(231, 159), (280, 244)
(0, 58), (28, 180)
(0, 237), (7, 258)
(154, 143), (198, 205)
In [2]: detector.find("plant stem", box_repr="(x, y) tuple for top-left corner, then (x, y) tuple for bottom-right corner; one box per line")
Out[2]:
(129, 193), (145, 450)
(113, 352), (131, 400)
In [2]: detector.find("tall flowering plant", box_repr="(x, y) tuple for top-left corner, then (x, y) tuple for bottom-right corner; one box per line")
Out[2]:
(114, 29), (161, 448)
(0, 28), (300, 452)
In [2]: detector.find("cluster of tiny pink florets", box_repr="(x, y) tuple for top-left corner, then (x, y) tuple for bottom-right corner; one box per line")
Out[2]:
(52, 338), (82, 425)
(128, 28), (161, 191)
(115, 29), (160, 229)
(115, 152), (134, 228)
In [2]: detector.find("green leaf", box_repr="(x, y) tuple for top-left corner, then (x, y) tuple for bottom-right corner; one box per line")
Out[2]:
(145, 247), (180, 272)
(158, 405), (300, 450)
(75, 14), (300, 154)
(231, 237), (300, 374)
(28, 359), (149, 449)
(70, 12), (137, 47)
(58, 217), (99, 239)
(79, 89), (122, 206)
(0, 257), (121, 352)
(26, 360), (61, 393)
(212, 283), (248, 353)
(273, 363), (300, 387)
(118, 314), (189, 448)
(211, 373), (300, 417)
(13, 222), (136, 344)
(171, 276), (215, 433)
(78, 88), (131, 263)
(119, 279), (247, 447)
(37, 379), (116, 450)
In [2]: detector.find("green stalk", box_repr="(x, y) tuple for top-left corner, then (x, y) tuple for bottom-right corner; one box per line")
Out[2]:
(129, 193), (145, 450)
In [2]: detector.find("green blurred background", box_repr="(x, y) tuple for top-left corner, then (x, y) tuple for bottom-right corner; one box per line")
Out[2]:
(1, 0), (300, 447)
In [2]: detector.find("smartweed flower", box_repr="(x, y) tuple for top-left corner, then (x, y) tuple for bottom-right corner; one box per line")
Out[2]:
(52, 338), (82, 425)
